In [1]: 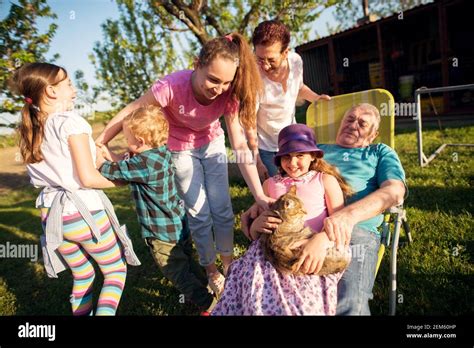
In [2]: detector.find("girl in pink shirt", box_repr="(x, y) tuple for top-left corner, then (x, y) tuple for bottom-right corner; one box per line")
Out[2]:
(97, 33), (272, 300)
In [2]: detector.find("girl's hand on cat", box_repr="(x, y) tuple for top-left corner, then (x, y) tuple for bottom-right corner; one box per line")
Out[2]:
(248, 210), (282, 241)
(294, 232), (331, 275)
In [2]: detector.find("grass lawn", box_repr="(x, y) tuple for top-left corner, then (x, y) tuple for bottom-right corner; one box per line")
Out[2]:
(0, 122), (472, 316)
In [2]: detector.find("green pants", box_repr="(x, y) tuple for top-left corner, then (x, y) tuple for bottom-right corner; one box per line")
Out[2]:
(146, 235), (214, 310)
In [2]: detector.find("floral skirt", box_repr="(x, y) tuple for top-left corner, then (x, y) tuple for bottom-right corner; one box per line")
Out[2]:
(212, 239), (344, 316)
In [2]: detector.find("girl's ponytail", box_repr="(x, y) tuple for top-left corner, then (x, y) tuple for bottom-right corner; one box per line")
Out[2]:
(9, 63), (66, 163)
(18, 102), (45, 163)
(226, 33), (262, 130)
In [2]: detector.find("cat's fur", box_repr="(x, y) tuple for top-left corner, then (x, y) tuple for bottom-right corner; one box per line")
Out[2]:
(262, 185), (351, 276)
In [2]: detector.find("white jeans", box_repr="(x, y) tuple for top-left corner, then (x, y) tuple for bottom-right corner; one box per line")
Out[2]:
(171, 135), (234, 267)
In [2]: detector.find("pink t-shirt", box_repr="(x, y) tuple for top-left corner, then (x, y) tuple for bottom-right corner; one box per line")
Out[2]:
(151, 70), (239, 151)
(266, 170), (328, 233)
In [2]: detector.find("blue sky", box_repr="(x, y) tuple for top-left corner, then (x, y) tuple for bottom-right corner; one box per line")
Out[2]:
(1, 0), (121, 88)
(0, 0), (337, 131)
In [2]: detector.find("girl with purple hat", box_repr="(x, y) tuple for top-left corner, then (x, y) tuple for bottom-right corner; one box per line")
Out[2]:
(212, 124), (352, 315)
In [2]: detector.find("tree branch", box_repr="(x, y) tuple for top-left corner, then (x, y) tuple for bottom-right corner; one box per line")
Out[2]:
(204, 11), (225, 36)
(239, 0), (261, 34)
(157, 0), (209, 44)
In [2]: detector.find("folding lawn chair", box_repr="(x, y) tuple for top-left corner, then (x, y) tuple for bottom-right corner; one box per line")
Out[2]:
(306, 89), (413, 315)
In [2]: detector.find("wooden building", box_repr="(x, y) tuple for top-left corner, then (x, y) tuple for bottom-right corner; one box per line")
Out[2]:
(296, 0), (473, 115)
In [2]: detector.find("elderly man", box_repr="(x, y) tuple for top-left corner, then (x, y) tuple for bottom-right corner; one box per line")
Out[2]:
(242, 103), (407, 315)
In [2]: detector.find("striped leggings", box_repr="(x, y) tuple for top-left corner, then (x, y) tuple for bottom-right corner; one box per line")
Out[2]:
(41, 209), (127, 316)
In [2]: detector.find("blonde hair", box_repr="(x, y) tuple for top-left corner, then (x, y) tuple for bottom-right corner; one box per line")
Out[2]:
(9, 63), (67, 164)
(123, 105), (168, 147)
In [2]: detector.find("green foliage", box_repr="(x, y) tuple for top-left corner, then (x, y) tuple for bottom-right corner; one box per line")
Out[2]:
(0, 133), (17, 148)
(0, 0), (58, 113)
(91, 0), (336, 106)
(91, 0), (180, 108)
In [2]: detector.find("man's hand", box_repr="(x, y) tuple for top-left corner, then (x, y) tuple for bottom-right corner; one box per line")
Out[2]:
(323, 210), (355, 249)
(249, 210), (282, 241)
(294, 232), (331, 275)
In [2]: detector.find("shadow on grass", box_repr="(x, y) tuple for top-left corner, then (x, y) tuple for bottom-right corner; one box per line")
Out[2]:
(0, 201), (205, 315)
(0, 220), (74, 315)
(405, 185), (474, 215)
(373, 259), (473, 315)
(0, 172), (30, 193)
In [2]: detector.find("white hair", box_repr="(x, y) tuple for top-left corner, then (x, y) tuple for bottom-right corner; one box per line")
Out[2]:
(344, 103), (381, 131)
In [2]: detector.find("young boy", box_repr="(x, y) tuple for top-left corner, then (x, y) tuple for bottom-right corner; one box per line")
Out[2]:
(96, 105), (216, 313)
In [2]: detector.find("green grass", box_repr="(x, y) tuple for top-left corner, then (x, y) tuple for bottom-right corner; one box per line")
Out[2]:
(0, 125), (472, 315)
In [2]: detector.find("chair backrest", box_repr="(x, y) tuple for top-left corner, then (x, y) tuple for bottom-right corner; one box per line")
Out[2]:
(306, 89), (395, 149)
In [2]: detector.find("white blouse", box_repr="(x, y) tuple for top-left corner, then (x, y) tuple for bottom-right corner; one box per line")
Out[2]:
(27, 111), (104, 213)
(257, 51), (304, 152)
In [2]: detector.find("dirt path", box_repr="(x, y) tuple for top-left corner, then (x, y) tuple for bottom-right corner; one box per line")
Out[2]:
(0, 122), (127, 194)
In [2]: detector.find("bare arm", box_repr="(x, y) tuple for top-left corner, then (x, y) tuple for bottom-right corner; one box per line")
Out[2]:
(324, 179), (406, 247)
(323, 173), (345, 215)
(240, 202), (266, 240)
(244, 126), (269, 181)
(297, 84), (331, 103)
(224, 113), (273, 209)
(95, 89), (158, 145)
(244, 127), (258, 153)
(69, 134), (116, 188)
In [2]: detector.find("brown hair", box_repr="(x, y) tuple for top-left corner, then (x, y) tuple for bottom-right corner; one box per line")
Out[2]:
(197, 33), (262, 130)
(123, 105), (168, 148)
(252, 20), (291, 51)
(277, 154), (354, 198)
(9, 62), (67, 164)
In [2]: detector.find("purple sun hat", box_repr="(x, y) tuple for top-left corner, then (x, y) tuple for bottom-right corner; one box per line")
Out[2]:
(274, 124), (324, 166)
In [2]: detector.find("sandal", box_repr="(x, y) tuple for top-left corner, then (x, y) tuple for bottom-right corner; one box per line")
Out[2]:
(207, 271), (225, 299)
